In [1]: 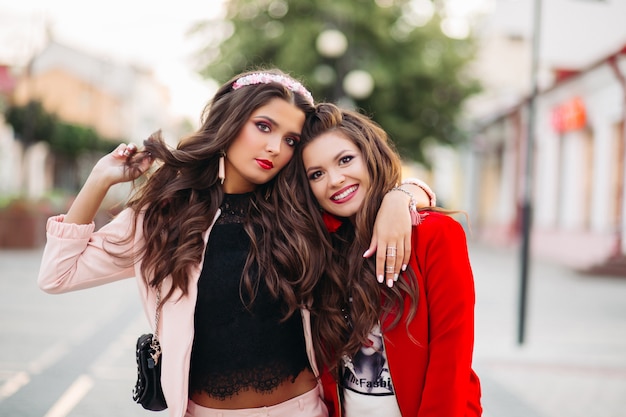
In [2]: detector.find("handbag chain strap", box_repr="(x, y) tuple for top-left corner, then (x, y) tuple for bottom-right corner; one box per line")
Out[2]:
(150, 287), (163, 365)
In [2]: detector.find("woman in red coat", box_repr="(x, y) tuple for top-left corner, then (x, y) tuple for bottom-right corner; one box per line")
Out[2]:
(294, 103), (482, 416)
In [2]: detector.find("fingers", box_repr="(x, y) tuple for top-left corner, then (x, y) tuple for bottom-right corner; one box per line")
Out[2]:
(385, 244), (405, 288)
(375, 245), (386, 285)
(118, 142), (138, 158)
(116, 143), (152, 166)
(385, 246), (397, 288)
(371, 190), (414, 288)
(108, 143), (153, 182)
(373, 242), (405, 288)
(370, 232), (402, 286)
(382, 237), (413, 288)
(365, 233), (390, 285)
(112, 143), (137, 159)
(363, 235), (377, 259)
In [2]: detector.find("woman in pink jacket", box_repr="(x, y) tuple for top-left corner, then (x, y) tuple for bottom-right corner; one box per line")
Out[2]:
(296, 103), (482, 416)
(37, 70), (432, 417)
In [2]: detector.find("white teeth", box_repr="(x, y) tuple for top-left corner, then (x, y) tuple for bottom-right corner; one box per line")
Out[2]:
(332, 186), (357, 201)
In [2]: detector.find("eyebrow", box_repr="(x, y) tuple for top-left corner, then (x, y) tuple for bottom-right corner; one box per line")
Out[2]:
(305, 149), (350, 175)
(252, 115), (302, 138)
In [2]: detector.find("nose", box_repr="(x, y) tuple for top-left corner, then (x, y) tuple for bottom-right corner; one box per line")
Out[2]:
(329, 169), (345, 187)
(265, 135), (282, 154)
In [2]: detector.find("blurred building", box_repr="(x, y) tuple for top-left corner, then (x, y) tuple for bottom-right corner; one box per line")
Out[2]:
(0, 41), (183, 201)
(469, 48), (626, 272)
(12, 41), (171, 142)
(433, 0), (626, 273)
(0, 64), (17, 109)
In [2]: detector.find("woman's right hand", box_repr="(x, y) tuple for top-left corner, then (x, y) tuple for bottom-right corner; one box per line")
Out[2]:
(92, 143), (154, 186)
(62, 143), (154, 225)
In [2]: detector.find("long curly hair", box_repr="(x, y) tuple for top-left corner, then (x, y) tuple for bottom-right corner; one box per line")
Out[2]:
(294, 103), (420, 377)
(118, 69), (324, 316)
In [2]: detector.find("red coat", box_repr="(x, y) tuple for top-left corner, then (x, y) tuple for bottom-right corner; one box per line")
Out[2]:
(320, 212), (482, 417)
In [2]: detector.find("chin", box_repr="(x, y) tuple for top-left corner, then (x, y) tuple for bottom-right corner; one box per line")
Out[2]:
(325, 200), (360, 218)
(334, 209), (357, 218)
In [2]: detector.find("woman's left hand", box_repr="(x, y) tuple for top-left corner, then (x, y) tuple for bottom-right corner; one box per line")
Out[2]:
(364, 191), (413, 288)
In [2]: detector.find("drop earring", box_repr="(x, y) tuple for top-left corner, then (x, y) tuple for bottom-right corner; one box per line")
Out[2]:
(218, 153), (225, 184)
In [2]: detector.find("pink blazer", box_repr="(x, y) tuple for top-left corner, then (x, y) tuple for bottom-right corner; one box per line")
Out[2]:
(37, 208), (321, 417)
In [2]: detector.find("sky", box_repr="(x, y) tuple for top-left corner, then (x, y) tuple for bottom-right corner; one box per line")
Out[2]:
(0, 0), (227, 121)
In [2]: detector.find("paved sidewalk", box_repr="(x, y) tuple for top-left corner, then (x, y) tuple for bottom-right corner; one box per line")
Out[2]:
(469, 242), (626, 417)
(1, 243), (625, 417)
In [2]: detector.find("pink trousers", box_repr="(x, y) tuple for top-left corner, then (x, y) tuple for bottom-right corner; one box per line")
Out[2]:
(184, 385), (329, 417)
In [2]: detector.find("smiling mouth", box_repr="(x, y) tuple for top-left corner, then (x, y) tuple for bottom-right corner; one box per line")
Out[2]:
(256, 159), (274, 169)
(331, 185), (358, 201)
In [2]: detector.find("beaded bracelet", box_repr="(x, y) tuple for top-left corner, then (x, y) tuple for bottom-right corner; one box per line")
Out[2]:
(401, 178), (436, 206)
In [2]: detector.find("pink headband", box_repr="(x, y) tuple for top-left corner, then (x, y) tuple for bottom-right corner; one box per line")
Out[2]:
(232, 72), (314, 106)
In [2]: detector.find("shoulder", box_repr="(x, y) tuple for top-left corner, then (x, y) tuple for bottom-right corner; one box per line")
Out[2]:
(410, 211), (470, 262)
(414, 211), (467, 239)
(410, 211), (474, 293)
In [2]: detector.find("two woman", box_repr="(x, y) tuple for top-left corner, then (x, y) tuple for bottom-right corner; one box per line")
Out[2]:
(37, 70), (429, 417)
(296, 103), (482, 416)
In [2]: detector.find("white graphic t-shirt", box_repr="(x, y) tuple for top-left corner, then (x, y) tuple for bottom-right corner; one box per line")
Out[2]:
(341, 325), (402, 417)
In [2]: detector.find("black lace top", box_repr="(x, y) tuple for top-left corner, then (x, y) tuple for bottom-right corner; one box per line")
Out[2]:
(188, 193), (310, 399)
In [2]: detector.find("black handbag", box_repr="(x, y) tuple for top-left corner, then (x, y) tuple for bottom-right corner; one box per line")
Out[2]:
(132, 289), (167, 411)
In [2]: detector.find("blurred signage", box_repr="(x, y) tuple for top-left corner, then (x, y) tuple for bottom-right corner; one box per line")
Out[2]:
(551, 96), (586, 134)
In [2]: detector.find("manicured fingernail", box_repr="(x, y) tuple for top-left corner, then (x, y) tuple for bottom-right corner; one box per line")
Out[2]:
(387, 278), (393, 288)
(402, 264), (407, 271)
(394, 274), (399, 281)
(363, 251), (368, 257)
(377, 275), (384, 284)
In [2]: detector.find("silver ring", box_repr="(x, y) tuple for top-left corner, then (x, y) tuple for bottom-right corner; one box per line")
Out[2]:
(385, 265), (395, 273)
(386, 247), (397, 257)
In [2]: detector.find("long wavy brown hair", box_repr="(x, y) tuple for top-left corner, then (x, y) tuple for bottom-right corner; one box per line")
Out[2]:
(116, 69), (324, 316)
(294, 103), (420, 377)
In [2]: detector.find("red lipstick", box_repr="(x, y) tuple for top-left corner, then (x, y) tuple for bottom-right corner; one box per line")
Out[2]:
(256, 159), (274, 170)
(330, 185), (358, 203)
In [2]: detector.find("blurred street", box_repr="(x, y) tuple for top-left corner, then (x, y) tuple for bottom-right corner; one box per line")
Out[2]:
(0, 242), (625, 417)
(470, 243), (626, 417)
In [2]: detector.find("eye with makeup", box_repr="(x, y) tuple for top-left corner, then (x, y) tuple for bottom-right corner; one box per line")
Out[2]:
(285, 137), (300, 147)
(255, 121), (271, 133)
(255, 121), (299, 147)
(339, 155), (355, 165)
(307, 170), (323, 181)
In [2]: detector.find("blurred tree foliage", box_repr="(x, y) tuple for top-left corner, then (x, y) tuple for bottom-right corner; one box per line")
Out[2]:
(4, 100), (116, 156)
(192, 0), (481, 162)
(4, 101), (56, 148)
(4, 100), (118, 191)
